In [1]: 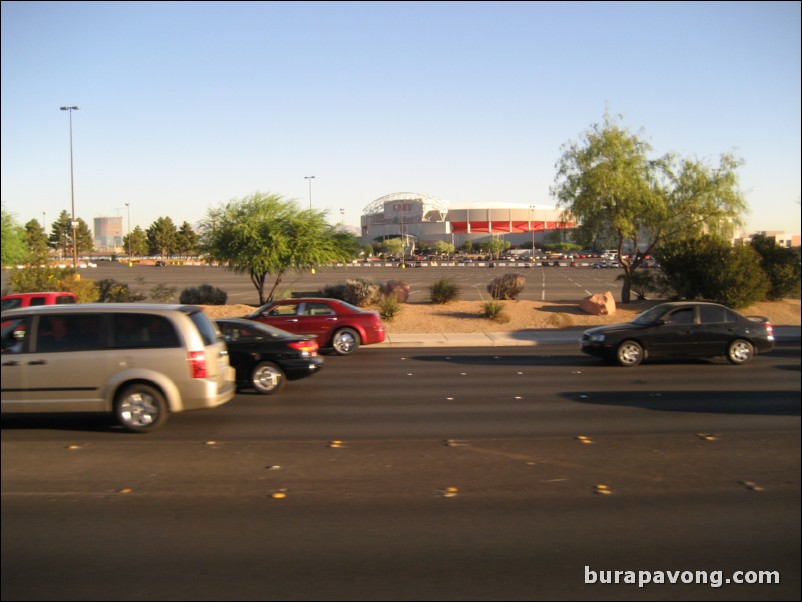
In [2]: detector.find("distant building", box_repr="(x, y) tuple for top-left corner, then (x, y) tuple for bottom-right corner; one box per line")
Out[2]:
(93, 216), (123, 252)
(734, 230), (801, 248)
(359, 192), (572, 248)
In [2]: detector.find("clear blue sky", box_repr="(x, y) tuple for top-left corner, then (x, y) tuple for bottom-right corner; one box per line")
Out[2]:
(2, 1), (800, 235)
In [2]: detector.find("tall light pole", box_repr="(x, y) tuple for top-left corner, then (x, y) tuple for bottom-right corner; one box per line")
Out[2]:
(529, 204), (536, 252)
(304, 175), (315, 211)
(340, 208), (345, 228)
(60, 105), (79, 267)
(125, 203), (131, 260)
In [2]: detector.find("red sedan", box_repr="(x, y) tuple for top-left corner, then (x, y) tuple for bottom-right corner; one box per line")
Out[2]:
(245, 298), (386, 355)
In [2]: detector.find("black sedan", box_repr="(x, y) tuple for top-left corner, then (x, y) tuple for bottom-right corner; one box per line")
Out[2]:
(580, 302), (775, 367)
(216, 318), (323, 394)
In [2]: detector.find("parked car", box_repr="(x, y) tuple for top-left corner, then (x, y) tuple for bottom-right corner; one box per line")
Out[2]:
(1, 304), (236, 432)
(580, 302), (775, 366)
(245, 298), (386, 355)
(1, 291), (77, 312)
(216, 318), (323, 395)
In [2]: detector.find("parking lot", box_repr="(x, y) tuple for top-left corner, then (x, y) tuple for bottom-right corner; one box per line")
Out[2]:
(33, 261), (629, 307)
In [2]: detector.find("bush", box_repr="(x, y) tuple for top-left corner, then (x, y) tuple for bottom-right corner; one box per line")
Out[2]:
(377, 295), (402, 321)
(381, 280), (410, 303)
(8, 265), (98, 303)
(487, 273), (526, 300)
(96, 278), (147, 303)
(430, 277), (460, 304)
(179, 283), (228, 305)
(320, 278), (380, 307)
(150, 283), (177, 303)
(482, 300), (510, 323)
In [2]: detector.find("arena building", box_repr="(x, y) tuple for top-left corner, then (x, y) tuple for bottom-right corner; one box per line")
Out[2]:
(360, 192), (573, 248)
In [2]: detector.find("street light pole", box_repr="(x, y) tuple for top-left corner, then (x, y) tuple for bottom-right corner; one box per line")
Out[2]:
(304, 176), (315, 211)
(60, 105), (79, 268)
(125, 203), (131, 261)
(529, 204), (536, 251)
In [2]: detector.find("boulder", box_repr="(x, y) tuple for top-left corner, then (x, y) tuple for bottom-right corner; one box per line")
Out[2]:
(579, 291), (617, 316)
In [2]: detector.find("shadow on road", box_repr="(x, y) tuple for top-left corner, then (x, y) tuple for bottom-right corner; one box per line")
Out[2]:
(563, 389), (801, 416)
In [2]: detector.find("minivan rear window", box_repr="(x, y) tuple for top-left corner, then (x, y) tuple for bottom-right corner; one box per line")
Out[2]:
(186, 310), (219, 347)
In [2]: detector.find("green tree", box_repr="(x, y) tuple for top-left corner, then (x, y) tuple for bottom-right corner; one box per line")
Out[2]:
(433, 240), (456, 257)
(200, 192), (359, 304)
(749, 235), (801, 300)
(657, 236), (769, 308)
(552, 113), (747, 302)
(75, 218), (94, 255)
(1, 204), (29, 267)
(49, 210), (73, 259)
(123, 226), (149, 257)
(380, 238), (404, 257)
(479, 237), (509, 258)
(175, 221), (199, 256)
(46, 211), (93, 259)
(147, 216), (178, 258)
(24, 219), (50, 260)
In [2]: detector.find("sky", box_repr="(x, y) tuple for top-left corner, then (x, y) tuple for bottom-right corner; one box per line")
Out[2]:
(2, 1), (800, 236)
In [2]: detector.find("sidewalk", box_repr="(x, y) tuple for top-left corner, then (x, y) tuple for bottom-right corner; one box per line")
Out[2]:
(372, 326), (802, 348)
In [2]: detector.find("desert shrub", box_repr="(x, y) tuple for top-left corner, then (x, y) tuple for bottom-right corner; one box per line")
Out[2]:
(179, 283), (228, 305)
(377, 295), (402, 321)
(487, 272), (526, 300)
(319, 278), (380, 307)
(429, 277), (460, 304)
(381, 280), (410, 303)
(482, 300), (510, 323)
(319, 283), (347, 300)
(150, 283), (177, 303)
(96, 278), (147, 303)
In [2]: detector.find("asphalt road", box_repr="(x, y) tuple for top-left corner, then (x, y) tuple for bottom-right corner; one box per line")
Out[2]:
(2, 343), (800, 601)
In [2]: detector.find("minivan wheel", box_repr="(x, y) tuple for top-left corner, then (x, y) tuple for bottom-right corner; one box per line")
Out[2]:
(727, 339), (754, 364)
(616, 340), (644, 367)
(251, 361), (286, 395)
(332, 328), (360, 355)
(115, 383), (169, 433)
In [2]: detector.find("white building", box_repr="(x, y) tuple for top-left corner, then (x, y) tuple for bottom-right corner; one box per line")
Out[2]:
(360, 192), (572, 248)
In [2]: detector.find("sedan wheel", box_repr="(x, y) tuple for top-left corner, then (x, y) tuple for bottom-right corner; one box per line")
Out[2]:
(332, 328), (360, 355)
(727, 339), (754, 365)
(616, 340), (644, 367)
(251, 361), (286, 394)
(115, 384), (168, 433)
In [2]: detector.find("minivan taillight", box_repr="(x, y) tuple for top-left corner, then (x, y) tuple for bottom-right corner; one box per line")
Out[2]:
(188, 351), (208, 378)
(765, 321), (774, 340)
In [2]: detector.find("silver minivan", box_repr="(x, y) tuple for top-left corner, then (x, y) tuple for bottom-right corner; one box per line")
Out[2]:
(1, 304), (236, 432)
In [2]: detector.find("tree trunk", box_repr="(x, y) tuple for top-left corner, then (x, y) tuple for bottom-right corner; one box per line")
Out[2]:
(620, 263), (633, 303)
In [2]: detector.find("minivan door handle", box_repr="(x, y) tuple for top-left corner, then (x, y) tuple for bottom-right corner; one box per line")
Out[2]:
(28, 360), (47, 366)
(2, 360), (20, 367)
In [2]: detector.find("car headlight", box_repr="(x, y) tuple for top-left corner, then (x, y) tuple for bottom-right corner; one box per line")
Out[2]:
(587, 333), (606, 343)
